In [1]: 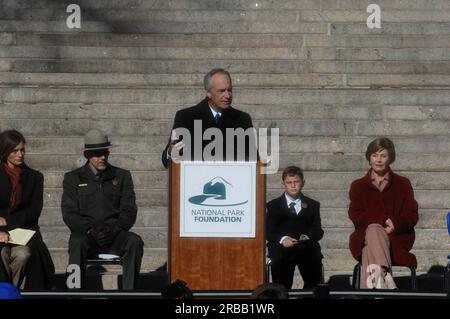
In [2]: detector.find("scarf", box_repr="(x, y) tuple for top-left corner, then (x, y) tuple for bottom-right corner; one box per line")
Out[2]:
(3, 163), (21, 209)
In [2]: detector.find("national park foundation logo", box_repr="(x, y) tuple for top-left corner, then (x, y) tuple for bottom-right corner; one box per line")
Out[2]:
(188, 177), (248, 224)
(188, 177), (248, 207)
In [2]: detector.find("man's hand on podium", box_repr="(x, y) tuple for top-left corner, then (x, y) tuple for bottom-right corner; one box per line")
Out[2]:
(169, 129), (185, 159)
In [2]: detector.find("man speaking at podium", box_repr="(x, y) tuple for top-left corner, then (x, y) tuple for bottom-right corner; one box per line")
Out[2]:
(162, 68), (256, 168)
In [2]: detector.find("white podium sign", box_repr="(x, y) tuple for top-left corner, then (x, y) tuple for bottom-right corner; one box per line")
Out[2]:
(180, 161), (256, 237)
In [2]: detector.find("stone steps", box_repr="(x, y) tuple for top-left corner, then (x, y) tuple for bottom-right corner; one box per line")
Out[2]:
(5, 59), (450, 74)
(2, 0), (322, 11)
(44, 188), (168, 207)
(0, 72), (346, 88)
(38, 206), (448, 230)
(2, 33), (308, 48)
(9, 153), (450, 176)
(5, 0), (450, 11)
(40, 226), (450, 251)
(5, 72), (450, 88)
(0, 46), (311, 60)
(321, 0), (450, 10)
(40, 187), (450, 210)
(4, 88), (450, 104)
(4, 103), (450, 121)
(9, 33), (450, 49)
(28, 169), (450, 189)
(3, 20), (450, 35)
(42, 170), (168, 189)
(5, 117), (450, 139)
(18, 153), (450, 174)
(0, 9), (326, 22)
(40, 207), (168, 228)
(0, 20), (328, 33)
(4, 47), (450, 62)
(3, 59), (313, 74)
(305, 34), (450, 48)
(4, 117), (450, 138)
(329, 23), (450, 35)
(4, 9), (450, 23)
(46, 246), (449, 273)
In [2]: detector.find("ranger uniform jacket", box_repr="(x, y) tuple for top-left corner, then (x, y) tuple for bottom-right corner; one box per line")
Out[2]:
(61, 163), (137, 234)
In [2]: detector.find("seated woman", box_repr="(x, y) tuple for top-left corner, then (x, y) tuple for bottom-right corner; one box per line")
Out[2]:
(348, 137), (418, 289)
(0, 130), (54, 289)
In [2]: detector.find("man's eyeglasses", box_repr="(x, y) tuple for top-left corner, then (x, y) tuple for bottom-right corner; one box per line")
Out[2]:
(86, 150), (110, 158)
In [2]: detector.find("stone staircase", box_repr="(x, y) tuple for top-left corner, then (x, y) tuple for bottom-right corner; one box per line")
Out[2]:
(1, 0), (449, 289)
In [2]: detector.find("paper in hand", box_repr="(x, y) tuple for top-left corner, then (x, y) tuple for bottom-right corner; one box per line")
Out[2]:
(8, 228), (36, 245)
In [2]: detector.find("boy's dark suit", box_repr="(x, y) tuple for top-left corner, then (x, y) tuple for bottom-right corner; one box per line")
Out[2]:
(161, 97), (255, 168)
(266, 193), (324, 289)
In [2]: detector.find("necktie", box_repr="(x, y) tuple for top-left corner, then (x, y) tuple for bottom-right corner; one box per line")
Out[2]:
(214, 113), (221, 124)
(289, 202), (297, 215)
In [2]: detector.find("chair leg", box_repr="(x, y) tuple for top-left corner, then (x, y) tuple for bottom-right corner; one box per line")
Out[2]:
(390, 265), (417, 290)
(444, 262), (450, 292)
(84, 263), (89, 289)
(265, 259), (272, 283)
(320, 263), (325, 284)
(352, 263), (361, 289)
(409, 266), (417, 290)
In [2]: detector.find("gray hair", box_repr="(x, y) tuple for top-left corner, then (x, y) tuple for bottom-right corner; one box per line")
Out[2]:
(203, 68), (231, 91)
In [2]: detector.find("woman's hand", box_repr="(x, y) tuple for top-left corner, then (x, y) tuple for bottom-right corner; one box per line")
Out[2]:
(385, 218), (395, 234)
(0, 231), (9, 243)
(0, 217), (7, 226)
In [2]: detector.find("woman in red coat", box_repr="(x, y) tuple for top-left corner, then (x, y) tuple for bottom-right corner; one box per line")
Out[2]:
(348, 137), (418, 289)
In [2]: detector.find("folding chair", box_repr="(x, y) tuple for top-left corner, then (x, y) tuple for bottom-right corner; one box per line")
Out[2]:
(444, 212), (450, 292)
(265, 258), (325, 285)
(352, 261), (417, 290)
(85, 255), (123, 289)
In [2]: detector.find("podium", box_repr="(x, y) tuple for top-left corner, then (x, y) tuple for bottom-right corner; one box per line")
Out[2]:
(168, 161), (266, 290)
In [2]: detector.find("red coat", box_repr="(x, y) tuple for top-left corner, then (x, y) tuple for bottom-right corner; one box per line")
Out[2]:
(348, 169), (419, 267)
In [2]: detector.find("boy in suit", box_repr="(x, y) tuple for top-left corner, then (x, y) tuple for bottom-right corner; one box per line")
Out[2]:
(266, 166), (324, 289)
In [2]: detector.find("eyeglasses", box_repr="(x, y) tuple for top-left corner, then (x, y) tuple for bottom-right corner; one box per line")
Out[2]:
(87, 150), (110, 158)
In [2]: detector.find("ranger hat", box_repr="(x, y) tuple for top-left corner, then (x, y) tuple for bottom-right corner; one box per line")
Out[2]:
(84, 129), (112, 151)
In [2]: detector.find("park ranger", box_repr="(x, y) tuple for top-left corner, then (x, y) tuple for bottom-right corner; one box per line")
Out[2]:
(61, 129), (143, 290)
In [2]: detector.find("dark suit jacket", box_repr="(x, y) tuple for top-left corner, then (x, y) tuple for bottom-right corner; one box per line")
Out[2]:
(266, 193), (324, 261)
(162, 97), (255, 168)
(0, 163), (55, 289)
